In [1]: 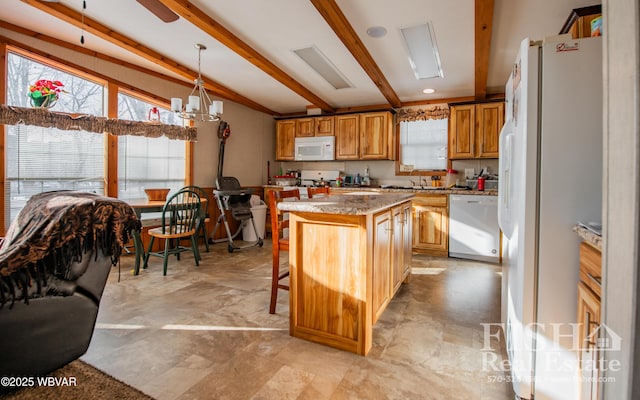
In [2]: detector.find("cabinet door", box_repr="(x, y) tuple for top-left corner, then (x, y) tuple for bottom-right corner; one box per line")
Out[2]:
(372, 210), (392, 323)
(577, 282), (601, 400)
(296, 118), (315, 137)
(315, 116), (334, 136)
(449, 104), (475, 159)
(402, 203), (413, 281)
(476, 102), (504, 158)
(360, 112), (392, 160)
(275, 120), (296, 160)
(392, 205), (404, 294)
(335, 114), (360, 160)
(412, 205), (448, 256)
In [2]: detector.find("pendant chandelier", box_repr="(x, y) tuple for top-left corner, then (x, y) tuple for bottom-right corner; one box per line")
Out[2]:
(171, 44), (223, 122)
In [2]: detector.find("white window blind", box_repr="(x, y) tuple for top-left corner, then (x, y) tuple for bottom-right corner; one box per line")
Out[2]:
(117, 93), (186, 200)
(399, 119), (448, 170)
(5, 52), (105, 224)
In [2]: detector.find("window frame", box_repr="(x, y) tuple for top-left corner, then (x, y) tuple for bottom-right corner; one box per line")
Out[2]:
(1, 43), (194, 233)
(115, 88), (191, 200)
(394, 119), (449, 178)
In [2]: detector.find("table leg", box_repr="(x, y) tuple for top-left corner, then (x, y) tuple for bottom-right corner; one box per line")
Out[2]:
(132, 230), (145, 275)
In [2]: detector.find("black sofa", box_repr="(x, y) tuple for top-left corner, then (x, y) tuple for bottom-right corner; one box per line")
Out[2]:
(0, 191), (140, 380)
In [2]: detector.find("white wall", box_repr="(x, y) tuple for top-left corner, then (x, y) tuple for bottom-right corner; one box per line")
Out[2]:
(601, 0), (640, 398)
(0, 28), (276, 188)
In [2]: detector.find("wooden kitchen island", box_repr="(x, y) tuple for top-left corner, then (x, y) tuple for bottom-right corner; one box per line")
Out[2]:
(278, 192), (414, 355)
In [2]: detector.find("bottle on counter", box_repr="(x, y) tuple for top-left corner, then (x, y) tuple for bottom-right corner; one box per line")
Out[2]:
(336, 176), (343, 187)
(362, 167), (371, 186)
(477, 176), (485, 191)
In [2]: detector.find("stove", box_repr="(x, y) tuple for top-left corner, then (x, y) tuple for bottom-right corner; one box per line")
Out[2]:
(300, 170), (340, 187)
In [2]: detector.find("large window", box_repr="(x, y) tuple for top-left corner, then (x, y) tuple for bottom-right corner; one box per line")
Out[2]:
(399, 119), (448, 171)
(5, 52), (105, 223)
(117, 92), (186, 200)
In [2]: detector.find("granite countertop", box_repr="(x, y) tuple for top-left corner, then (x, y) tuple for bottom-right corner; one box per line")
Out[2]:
(332, 186), (497, 196)
(277, 192), (415, 215)
(264, 185), (497, 196)
(573, 224), (602, 251)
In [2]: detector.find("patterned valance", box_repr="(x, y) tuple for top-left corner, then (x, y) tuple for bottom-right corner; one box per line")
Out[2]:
(396, 105), (450, 122)
(0, 105), (197, 141)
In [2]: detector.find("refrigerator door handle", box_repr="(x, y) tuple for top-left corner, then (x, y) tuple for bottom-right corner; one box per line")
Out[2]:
(498, 119), (515, 239)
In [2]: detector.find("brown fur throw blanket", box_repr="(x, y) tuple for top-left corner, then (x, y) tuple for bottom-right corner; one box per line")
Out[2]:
(0, 191), (141, 307)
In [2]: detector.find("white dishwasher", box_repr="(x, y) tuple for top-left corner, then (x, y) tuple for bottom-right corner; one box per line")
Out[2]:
(449, 194), (500, 263)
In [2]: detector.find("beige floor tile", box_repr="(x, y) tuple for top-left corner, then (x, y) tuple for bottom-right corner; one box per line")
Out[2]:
(82, 240), (514, 399)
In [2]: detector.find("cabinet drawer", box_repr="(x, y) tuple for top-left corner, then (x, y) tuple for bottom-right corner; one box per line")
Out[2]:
(412, 194), (447, 208)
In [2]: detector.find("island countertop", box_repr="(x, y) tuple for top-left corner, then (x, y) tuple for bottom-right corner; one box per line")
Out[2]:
(277, 192), (415, 215)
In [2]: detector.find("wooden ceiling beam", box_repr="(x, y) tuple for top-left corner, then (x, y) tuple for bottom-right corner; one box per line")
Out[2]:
(474, 0), (495, 101)
(0, 20), (190, 89)
(157, 0), (335, 114)
(310, 0), (402, 109)
(1, 34), (169, 106)
(19, 0), (277, 115)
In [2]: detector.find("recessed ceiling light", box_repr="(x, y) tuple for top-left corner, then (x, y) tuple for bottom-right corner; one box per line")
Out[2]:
(423, 88), (436, 94)
(366, 26), (387, 38)
(400, 22), (444, 80)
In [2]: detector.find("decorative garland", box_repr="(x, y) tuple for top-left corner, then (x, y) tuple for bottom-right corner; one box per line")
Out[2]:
(396, 105), (450, 122)
(0, 105), (197, 141)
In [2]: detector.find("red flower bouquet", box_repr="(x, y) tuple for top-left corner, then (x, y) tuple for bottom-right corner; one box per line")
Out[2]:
(28, 79), (65, 108)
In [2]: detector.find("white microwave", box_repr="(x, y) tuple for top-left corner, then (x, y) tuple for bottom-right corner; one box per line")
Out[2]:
(294, 136), (335, 161)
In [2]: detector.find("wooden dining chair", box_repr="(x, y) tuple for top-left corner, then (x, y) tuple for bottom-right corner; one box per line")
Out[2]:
(181, 185), (211, 252)
(268, 188), (300, 314)
(143, 188), (202, 276)
(307, 186), (330, 198)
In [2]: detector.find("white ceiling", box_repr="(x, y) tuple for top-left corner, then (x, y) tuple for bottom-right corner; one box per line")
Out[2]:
(1, 0), (599, 115)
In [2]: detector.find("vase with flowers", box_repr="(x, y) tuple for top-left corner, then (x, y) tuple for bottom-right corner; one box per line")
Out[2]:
(28, 79), (65, 109)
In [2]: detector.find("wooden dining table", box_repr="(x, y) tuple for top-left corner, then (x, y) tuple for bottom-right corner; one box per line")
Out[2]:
(125, 197), (207, 275)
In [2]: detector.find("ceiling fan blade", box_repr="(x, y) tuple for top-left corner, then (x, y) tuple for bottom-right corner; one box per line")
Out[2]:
(136, 0), (179, 23)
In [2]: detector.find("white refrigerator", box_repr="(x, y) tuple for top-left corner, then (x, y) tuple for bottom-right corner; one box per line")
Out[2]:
(498, 36), (602, 400)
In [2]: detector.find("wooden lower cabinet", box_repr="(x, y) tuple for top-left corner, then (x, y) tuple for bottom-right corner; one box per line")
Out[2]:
(288, 200), (412, 355)
(577, 242), (602, 400)
(392, 202), (413, 294)
(372, 209), (392, 323)
(412, 194), (448, 256)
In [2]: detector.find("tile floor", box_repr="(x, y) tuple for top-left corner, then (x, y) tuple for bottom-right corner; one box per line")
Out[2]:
(83, 239), (515, 400)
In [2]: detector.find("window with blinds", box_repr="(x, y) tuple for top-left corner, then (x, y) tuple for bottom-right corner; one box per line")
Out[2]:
(5, 52), (105, 224)
(399, 119), (448, 170)
(117, 92), (187, 200)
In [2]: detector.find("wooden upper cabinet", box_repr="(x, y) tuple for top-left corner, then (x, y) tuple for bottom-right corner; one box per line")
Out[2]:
(449, 104), (476, 159)
(449, 102), (504, 159)
(360, 112), (393, 160)
(295, 116), (334, 137)
(335, 114), (360, 160)
(315, 116), (334, 136)
(476, 102), (504, 158)
(275, 111), (392, 161)
(335, 112), (393, 160)
(296, 118), (315, 137)
(275, 120), (296, 160)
